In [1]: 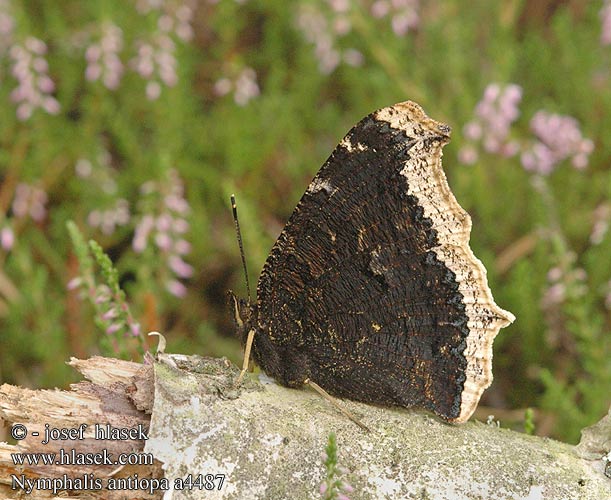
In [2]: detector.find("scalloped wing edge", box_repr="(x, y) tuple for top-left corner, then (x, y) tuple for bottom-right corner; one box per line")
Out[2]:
(376, 101), (516, 423)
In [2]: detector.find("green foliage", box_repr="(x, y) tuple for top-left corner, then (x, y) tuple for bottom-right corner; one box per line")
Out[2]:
(0, 0), (609, 444)
(320, 432), (353, 500)
(524, 408), (535, 436)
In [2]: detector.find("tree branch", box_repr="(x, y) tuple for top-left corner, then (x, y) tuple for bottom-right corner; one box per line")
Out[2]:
(1, 354), (609, 499)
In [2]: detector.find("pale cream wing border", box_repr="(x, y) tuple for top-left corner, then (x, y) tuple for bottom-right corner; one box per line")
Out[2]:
(376, 101), (516, 423)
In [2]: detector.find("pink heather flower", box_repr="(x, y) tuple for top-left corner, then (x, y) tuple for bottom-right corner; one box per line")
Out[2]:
(329, 0), (350, 13)
(601, 0), (611, 46)
(131, 34), (177, 100)
(234, 68), (260, 106)
(458, 146), (478, 165)
(87, 199), (130, 236)
(547, 266), (563, 283)
(0, 0), (15, 47)
(542, 282), (566, 306)
(463, 121), (482, 141)
(66, 277), (83, 290)
(214, 67), (260, 105)
(165, 194), (189, 214)
(158, 14), (173, 32)
(130, 322), (142, 337)
(146, 81), (162, 100)
(174, 238), (191, 255)
(134, 169), (192, 296)
(155, 7), (195, 42)
(9, 38), (60, 120)
(368, 0), (420, 37)
(371, 1), (390, 18)
(155, 231), (173, 251)
(168, 254), (194, 278)
(85, 23), (124, 90)
(317, 46), (341, 74)
(333, 16), (351, 35)
(156, 213), (172, 232)
(135, 0), (162, 13)
(88, 210), (102, 228)
(521, 111), (593, 175)
(458, 83), (522, 164)
(102, 308), (118, 320)
(296, 3), (363, 74)
(166, 279), (187, 297)
(573, 268), (587, 282)
(94, 284), (112, 304)
(137, 0), (194, 41)
(213, 78), (232, 96)
(175, 5), (194, 41)
(173, 218), (189, 233)
(391, 12), (417, 36)
(343, 48), (364, 67)
(341, 482), (354, 493)
(133, 214), (155, 252)
(12, 183), (48, 222)
(542, 257), (588, 309)
(590, 204), (610, 245)
(75, 158), (93, 178)
(1, 226), (14, 251)
(106, 322), (122, 335)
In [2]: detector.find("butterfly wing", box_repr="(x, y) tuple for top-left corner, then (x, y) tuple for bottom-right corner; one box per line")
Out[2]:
(250, 101), (515, 422)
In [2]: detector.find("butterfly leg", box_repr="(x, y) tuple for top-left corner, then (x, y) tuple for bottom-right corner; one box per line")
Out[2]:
(234, 328), (255, 387)
(304, 378), (370, 432)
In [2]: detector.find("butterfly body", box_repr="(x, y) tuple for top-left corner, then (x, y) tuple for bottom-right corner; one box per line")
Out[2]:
(233, 101), (515, 423)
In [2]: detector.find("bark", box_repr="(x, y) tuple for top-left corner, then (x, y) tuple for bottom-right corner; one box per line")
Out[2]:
(0, 353), (609, 500)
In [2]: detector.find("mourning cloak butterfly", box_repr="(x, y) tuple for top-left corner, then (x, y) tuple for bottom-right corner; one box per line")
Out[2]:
(231, 101), (515, 423)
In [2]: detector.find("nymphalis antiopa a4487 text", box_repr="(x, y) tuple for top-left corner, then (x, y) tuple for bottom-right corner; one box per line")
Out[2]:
(231, 101), (515, 423)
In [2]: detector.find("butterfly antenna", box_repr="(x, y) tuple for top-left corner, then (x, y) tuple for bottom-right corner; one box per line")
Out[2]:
(231, 194), (252, 302)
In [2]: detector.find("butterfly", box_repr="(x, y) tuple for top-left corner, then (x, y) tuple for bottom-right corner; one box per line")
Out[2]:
(230, 101), (515, 423)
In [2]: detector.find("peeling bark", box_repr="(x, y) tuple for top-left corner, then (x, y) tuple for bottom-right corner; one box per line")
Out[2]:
(0, 357), (160, 499)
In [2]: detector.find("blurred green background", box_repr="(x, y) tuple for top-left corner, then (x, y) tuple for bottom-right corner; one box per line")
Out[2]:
(0, 0), (609, 444)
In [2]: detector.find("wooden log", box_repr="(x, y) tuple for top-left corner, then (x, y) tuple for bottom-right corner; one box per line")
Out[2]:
(1, 354), (609, 499)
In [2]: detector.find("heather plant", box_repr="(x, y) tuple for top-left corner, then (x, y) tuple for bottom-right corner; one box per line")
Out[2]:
(0, 0), (609, 444)
(67, 221), (145, 358)
(459, 80), (609, 440)
(524, 408), (536, 436)
(319, 432), (354, 500)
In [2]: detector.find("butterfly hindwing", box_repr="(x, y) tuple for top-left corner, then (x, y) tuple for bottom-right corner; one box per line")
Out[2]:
(245, 101), (515, 422)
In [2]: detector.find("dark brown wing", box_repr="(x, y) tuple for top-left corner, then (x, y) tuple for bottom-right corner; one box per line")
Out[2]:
(251, 101), (514, 422)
